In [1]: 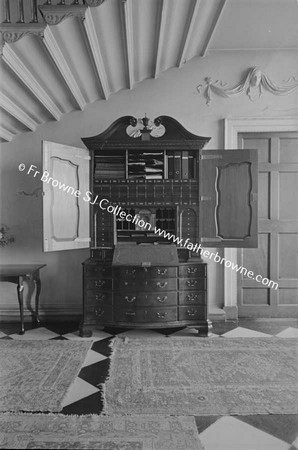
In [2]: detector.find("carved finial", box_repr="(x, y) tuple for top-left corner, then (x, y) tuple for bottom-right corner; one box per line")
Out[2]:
(142, 113), (150, 129)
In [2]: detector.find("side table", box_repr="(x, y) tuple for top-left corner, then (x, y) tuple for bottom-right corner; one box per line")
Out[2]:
(0, 264), (46, 334)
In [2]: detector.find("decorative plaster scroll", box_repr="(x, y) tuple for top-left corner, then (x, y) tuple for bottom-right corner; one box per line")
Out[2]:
(2, 31), (27, 44)
(39, 6), (87, 25)
(18, 187), (42, 198)
(200, 67), (298, 106)
(0, 24), (45, 47)
(0, 2), (106, 48)
(42, 13), (73, 26)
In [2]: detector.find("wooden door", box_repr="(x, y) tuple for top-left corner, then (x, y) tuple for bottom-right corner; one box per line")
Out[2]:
(237, 133), (298, 317)
(42, 141), (90, 252)
(199, 149), (258, 248)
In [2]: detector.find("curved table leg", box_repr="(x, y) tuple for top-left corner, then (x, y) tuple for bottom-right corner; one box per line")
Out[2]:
(17, 276), (25, 335)
(33, 272), (41, 326)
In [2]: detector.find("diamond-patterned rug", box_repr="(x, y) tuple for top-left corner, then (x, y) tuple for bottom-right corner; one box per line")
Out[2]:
(0, 413), (204, 450)
(0, 340), (91, 412)
(104, 337), (298, 415)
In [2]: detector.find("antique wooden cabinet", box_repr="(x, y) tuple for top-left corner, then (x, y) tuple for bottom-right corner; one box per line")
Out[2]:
(42, 115), (257, 336)
(78, 116), (257, 336)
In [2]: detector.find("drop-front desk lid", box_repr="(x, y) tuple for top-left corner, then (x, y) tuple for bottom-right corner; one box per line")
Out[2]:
(112, 244), (179, 266)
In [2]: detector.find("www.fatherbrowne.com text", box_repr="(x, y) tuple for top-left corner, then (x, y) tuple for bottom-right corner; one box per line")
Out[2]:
(21, 164), (279, 290)
(90, 198), (279, 291)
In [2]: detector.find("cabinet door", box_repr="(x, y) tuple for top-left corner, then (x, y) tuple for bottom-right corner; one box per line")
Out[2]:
(199, 149), (258, 248)
(42, 140), (90, 251)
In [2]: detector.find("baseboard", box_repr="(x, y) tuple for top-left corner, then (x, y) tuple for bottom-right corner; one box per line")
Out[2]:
(223, 305), (238, 321)
(0, 307), (82, 323)
(209, 307), (226, 321)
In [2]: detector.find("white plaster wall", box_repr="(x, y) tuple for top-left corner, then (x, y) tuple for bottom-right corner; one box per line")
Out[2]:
(1, 50), (298, 319)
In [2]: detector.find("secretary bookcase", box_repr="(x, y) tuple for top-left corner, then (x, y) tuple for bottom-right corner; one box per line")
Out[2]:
(42, 115), (258, 336)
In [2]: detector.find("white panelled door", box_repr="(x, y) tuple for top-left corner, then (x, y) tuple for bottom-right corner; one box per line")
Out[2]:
(42, 140), (90, 252)
(237, 132), (298, 317)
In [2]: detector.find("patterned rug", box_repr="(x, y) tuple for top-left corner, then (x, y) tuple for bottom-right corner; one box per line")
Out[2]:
(0, 413), (204, 450)
(0, 340), (91, 413)
(104, 337), (298, 416)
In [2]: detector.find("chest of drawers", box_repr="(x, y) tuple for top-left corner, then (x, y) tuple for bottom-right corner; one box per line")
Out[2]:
(80, 259), (211, 337)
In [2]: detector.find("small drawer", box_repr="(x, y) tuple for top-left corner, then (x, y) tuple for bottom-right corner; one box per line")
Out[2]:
(179, 291), (206, 305)
(115, 307), (177, 323)
(114, 308), (140, 323)
(114, 293), (138, 305)
(143, 307), (177, 322)
(114, 292), (177, 307)
(178, 306), (205, 321)
(113, 279), (140, 290)
(86, 291), (110, 303)
(113, 267), (141, 279)
(145, 267), (177, 278)
(113, 266), (177, 279)
(179, 278), (206, 291)
(179, 264), (206, 278)
(86, 306), (113, 322)
(114, 278), (177, 291)
(86, 279), (112, 290)
(85, 265), (112, 278)
(146, 278), (177, 291)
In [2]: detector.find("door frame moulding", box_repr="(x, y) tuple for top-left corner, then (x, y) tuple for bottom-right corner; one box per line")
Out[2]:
(223, 116), (298, 320)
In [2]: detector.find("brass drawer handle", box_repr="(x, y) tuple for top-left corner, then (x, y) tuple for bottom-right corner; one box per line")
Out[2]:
(187, 309), (198, 317)
(186, 294), (199, 302)
(125, 312), (136, 316)
(95, 280), (105, 288)
(95, 308), (104, 317)
(157, 296), (168, 303)
(157, 312), (167, 319)
(187, 267), (198, 274)
(157, 268), (168, 275)
(156, 281), (168, 288)
(186, 280), (198, 287)
(125, 296), (136, 303)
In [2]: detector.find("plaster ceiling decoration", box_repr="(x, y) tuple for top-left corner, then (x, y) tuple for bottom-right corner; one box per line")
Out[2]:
(0, 0), (297, 143)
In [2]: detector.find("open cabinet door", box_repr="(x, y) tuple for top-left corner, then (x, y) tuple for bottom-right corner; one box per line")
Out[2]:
(42, 140), (90, 251)
(199, 149), (258, 248)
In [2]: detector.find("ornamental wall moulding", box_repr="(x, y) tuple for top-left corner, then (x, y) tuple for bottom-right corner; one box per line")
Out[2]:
(198, 67), (298, 106)
(39, 5), (87, 25)
(84, 0), (106, 5)
(0, 2), (106, 47)
(39, 2), (106, 26)
(0, 24), (45, 47)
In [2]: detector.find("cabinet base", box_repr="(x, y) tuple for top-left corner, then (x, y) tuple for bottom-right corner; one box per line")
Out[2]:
(79, 320), (213, 337)
(79, 325), (93, 338)
(195, 319), (213, 337)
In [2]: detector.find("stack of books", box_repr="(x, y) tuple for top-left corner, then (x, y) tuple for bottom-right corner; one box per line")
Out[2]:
(94, 156), (125, 178)
(128, 152), (164, 179)
(167, 151), (195, 179)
